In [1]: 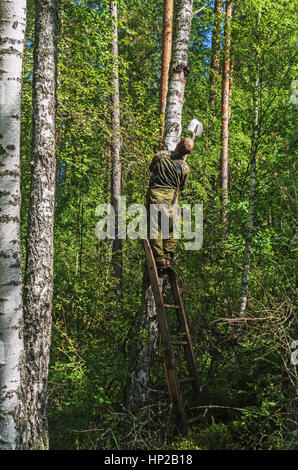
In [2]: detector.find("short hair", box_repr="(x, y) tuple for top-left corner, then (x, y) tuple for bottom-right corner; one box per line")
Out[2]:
(175, 138), (194, 156)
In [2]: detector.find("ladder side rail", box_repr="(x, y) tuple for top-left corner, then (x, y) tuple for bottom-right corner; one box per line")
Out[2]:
(168, 271), (202, 400)
(143, 239), (187, 431)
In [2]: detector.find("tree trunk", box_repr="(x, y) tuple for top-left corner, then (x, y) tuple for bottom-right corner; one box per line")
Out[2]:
(228, 58), (233, 126)
(220, 0), (232, 228)
(126, 0), (194, 408)
(163, 0), (194, 151)
(0, 0), (26, 450)
(125, 272), (161, 407)
(159, 0), (174, 144)
(22, 0), (57, 450)
(110, 0), (122, 284)
(228, 1), (237, 128)
(239, 4), (262, 316)
(239, 72), (259, 316)
(209, 0), (223, 113)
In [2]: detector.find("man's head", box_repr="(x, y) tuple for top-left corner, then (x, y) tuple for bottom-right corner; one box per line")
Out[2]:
(174, 138), (194, 158)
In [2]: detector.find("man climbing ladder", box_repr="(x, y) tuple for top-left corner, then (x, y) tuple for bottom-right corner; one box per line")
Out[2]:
(147, 137), (194, 273)
(142, 122), (204, 431)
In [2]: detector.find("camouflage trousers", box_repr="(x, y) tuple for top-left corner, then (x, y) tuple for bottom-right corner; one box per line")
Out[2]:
(146, 187), (178, 263)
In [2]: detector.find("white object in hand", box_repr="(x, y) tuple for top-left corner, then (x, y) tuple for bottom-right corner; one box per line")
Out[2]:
(188, 119), (203, 138)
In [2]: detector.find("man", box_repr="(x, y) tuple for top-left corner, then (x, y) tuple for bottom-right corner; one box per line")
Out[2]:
(147, 137), (194, 274)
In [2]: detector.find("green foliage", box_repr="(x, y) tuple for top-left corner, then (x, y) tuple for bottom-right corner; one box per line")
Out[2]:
(20, 0), (297, 450)
(170, 421), (234, 450)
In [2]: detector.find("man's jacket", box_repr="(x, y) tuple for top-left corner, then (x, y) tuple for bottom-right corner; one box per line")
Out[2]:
(149, 150), (190, 192)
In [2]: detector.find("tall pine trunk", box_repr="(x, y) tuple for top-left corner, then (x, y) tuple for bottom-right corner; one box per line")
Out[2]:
(23, 0), (57, 450)
(110, 0), (122, 284)
(220, 0), (232, 228)
(209, 0), (222, 113)
(228, 58), (233, 125)
(159, 0), (174, 143)
(126, 0), (194, 408)
(0, 0), (26, 450)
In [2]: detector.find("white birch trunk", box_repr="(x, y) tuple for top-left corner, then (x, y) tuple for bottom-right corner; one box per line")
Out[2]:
(23, 0), (57, 449)
(239, 6), (261, 316)
(0, 0), (26, 450)
(163, 0), (194, 151)
(239, 73), (259, 315)
(126, 275), (161, 407)
(110, 0), (122, 283)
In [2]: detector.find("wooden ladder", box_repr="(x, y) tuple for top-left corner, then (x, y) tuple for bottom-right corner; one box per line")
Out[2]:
(143, 239), (201, 433)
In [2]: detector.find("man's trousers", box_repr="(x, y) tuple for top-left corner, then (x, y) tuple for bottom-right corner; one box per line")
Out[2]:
(146, 187), (179, 263)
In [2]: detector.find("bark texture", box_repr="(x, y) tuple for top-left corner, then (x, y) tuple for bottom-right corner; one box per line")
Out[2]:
(239, 73), (259, 316)
(239, 4), (262, 316)
(220, 0), (232, 227)
(0, 0), (26, 450)
(110, 0), (122, 283)
(209, 0), (223, 112)
(163, 0), (194, 151)
(22, 0), (57, 450)
(228, 58), (234, 125)
(126, 274), (162, 407)
(159, 0), (174, 143)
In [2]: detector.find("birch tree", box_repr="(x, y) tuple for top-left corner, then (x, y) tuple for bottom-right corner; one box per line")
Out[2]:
(233, 0), (296, 320)
(22, 0), (57, 450)
(239, 4), (262, 316)
(126, 0), (194, 408)
(239, 72), (259, 315)
(163, 0), (194, 151)
(0, 0), (26, 450)
(110, 0), (122, 284)
(125, 273), (160, 407)
(220, 0), (232, 228)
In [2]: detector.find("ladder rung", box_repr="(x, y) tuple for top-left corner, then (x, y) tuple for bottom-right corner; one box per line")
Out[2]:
(179, 377), (195, 384)
(164, 304), (180, 309)
(172, 340), (188, 346)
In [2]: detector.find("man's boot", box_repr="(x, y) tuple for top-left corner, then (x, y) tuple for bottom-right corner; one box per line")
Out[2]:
(156, 259), (167, 274)
(166, 259), (174, 271)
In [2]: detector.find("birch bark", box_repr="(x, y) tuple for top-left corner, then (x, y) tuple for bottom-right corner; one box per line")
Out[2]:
(239, 73), (259, 315)
(220, 0), (232, 227)
(239, 4), (262, 316)
(125, 273), (160, 407)
(163, 0), (194, 151)
(110, 0), (122, 283)
(22, 0), (57, 449)
(0, 0), (26, 450)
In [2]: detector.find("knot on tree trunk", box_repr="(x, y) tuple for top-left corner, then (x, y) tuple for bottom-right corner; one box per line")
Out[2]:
(172, 63), (190, 77)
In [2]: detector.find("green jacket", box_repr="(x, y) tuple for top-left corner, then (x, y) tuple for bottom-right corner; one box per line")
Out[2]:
(149, 150), (190, 192)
